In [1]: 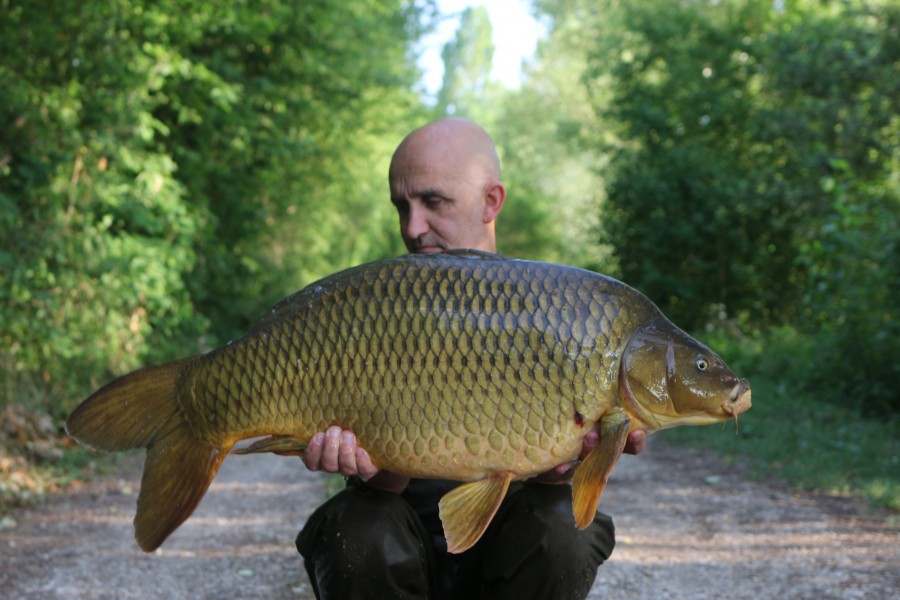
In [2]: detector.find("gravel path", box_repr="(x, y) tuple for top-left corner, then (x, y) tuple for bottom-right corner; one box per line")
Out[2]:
(2, 439), (897, 599)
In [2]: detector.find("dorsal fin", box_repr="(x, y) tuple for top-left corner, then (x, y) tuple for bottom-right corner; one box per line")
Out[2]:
(439, 248), (507, 260)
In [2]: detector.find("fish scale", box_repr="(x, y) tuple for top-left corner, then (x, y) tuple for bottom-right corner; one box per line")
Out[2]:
(66, 249), (751, 554)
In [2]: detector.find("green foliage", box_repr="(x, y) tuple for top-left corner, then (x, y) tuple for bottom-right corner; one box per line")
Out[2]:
(487, 6), (615, 267)
(795, 158), (899, 414)
(578, 0), (793, 327)
(576, 0), (897, 327)
(435, 6), (497, 125)
(0, 0), (430, 416)
(1, 0), (205, 416)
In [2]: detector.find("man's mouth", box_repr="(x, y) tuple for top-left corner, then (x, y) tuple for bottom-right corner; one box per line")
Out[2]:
(412, 241), (445, 254)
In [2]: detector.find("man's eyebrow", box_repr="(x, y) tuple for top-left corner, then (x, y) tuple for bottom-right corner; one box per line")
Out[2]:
(410, 188), (450, 200)
(391, 189), (452, 206)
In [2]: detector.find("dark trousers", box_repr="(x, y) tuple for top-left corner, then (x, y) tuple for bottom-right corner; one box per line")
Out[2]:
(296, 481), (615, 600)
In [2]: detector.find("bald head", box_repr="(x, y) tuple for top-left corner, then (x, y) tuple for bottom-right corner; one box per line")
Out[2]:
(390, 118), (501, 184)
(389, 118), (505, 253)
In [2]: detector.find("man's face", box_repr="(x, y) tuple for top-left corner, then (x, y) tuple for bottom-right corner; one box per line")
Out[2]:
(389, 155), (493, 254)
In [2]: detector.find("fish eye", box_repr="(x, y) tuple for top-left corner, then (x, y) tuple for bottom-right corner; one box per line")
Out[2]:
(696, 355), (709, 371)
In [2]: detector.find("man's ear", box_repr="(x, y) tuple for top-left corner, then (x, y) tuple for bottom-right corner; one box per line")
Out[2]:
(482, 181), (506, 223)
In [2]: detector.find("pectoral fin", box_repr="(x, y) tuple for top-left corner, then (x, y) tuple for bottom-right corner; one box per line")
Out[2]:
(571, 408), (631, 528)
(439, 472), (514, 554)
(232, 435), (307, 457)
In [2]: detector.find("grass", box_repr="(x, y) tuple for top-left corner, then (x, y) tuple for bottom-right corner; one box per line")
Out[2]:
(659, 375), (900, 511)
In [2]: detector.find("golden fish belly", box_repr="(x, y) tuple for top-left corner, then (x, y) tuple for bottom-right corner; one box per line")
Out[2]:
(180, 252), (654, 480)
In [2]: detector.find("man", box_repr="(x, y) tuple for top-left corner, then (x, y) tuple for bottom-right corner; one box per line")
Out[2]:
(296, 118), (646, 599)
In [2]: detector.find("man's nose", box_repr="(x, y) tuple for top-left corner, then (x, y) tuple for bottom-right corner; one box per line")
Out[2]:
(403, 204), (429, 240)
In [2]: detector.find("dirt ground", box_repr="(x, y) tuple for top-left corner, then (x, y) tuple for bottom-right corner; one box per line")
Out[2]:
(1, 438), (897, 600)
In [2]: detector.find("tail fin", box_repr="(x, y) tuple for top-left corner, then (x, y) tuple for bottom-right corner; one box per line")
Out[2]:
(66, 359), (229, 552)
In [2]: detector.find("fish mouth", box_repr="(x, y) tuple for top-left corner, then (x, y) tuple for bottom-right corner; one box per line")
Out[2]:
(721, 379), (752, 419)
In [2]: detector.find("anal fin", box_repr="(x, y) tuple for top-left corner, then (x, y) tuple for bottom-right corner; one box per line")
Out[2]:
(571, 408), (631, 528)
(439, 472), (514, 554)
(232, 435), (307, 457)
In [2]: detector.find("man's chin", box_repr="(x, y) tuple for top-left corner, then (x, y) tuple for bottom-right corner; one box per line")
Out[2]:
(412, 246), (445, 254)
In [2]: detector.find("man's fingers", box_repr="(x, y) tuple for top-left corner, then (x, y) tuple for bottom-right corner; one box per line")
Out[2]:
(302, 432), (326, 471)
(553, 461), (575, 475)
(624, 430), (647, 455)
(314, 426), (340, 472)
(354, 447), (380, 481)
(302, 427), (380, 478)
(580, 429), (600, 459)
(338, 431), (358, 476)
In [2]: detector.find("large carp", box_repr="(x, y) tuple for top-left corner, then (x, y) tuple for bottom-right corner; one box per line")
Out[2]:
(67, 250), (751, 553)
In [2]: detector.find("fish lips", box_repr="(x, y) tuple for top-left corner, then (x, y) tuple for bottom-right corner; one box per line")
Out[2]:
(721, 379), (752, 417)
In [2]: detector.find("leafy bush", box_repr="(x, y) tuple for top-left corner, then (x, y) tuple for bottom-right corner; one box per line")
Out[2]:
(0, 0), (428, 417)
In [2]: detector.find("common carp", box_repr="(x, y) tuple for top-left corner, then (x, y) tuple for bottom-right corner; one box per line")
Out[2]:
(66, 250), (751, 553)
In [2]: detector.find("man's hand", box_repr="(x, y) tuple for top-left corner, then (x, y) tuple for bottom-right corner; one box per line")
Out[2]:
(624, 430), (647, 455)
(530, 428), (647, 484)
(302, 426), (409, 493)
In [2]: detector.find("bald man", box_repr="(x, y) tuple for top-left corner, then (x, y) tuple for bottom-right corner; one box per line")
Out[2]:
(390, 117), (505, 254)
(296, 118), (646, 600)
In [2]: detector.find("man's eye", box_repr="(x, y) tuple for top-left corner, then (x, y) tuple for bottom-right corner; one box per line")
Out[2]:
(423, 196), (442, 208)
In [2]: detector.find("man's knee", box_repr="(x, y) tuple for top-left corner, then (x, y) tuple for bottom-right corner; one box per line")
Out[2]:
(298, 485), (432, 558)
(489, 483), (616, 566)
(450, 484), (615, 600)
(297, 485), (435, 599)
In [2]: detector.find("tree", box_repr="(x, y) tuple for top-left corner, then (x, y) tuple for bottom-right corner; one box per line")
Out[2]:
(493, 2), (613, 268)
(435, 6), (497, 125)
(0, 0), (431, 414)
(542, 0), (898, 330)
